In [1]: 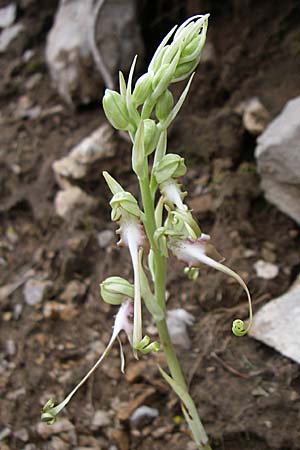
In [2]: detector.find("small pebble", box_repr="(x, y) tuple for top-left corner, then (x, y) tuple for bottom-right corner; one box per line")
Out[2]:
(14, 428), (29, 442)
(0, 427), (11, 441)
(166, 308), (195, 350)
(36, 418), (74, 439)
(5, 339), (16, 356)
(254, 260), (279, 279)
(97, 229), (114, 248)
(91, 410), (111, 429)
(130, 405), (159, 428)
(13, 303), (23, 320)
(23, 278), (53, 306)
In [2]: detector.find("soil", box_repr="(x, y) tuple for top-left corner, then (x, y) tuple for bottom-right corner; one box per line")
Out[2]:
(1, 1), (300, 450)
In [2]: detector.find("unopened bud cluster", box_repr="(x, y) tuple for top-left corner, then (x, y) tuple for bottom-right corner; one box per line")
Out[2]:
(103, 14), (210, 143)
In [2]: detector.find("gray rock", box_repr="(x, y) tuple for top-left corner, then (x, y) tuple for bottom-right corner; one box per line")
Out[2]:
(255, 97), (300, 225)
(54, 186), (97, 221)
(45, 0), (143, 106)
(249, 277), (300, 363)
(0, 23), (23, 52)
(70, 124), (116, 164)
(23, 278), (53, 305)
(0, 3), (16, 29)
(53, 124), (116, 186)
(45, 0), (98, 105)
(130, 405), (159, 427)
(166, 309), (195, 350)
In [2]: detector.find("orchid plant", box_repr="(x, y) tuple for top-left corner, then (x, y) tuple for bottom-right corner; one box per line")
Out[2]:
(42, 15), (252, 449)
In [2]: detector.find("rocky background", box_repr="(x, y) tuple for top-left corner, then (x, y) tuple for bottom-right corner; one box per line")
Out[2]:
(1, 1), (300, 449)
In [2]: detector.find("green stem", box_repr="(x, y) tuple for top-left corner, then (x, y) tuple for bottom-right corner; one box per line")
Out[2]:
(138, 169), (212, 450)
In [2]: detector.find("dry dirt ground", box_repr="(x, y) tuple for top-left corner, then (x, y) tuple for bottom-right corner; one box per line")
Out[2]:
(1, 1), (300, 449)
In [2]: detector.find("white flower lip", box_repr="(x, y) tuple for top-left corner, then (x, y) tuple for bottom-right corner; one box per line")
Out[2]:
(41, 300), (133, 424)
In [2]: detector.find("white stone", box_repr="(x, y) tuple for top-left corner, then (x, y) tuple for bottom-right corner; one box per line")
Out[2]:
(14, 428), (29, 442)
(53, 125), (116, 185)
(23, 278), (53, 305)
(70, 125), (115, 164)
(54, 186), (97, 221)
(97, 229), (114, 248)
(53, 156), (87, 185)
(249, 277), (300, 363)
(254, 260), (279, 280)
(36, 418), (74, 439)
(0, 3), (16, 28)
(91, 410), (111, 429)
(255, 97), (300, 225)
(166, 308), (195, 350)
(237, 97), (270, 135)
(0, 23), (23, 52)
(130, 405), (159, 427)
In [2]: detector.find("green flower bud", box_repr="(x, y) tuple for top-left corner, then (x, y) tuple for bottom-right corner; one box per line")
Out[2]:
(110, 191), (140, 221)
(102, 89), (130, 130)
(180, 35), (201, 63)
(155, 90), (174, 121)
(144, 119), (159, 156)
(184, 266), (199, 280)
(172, 15), (209, 83)
(172, 60), (196, 81)
(151, 47), (181, 100)
(154, 153), (186, 184)
(100, 276), (134, 305)
(132, 72), (153, 106)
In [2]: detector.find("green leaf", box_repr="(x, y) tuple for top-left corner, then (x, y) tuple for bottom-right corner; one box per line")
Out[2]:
(158, 366), (209, 449)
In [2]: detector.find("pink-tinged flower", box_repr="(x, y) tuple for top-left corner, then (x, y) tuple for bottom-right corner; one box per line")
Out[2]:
(41, 300), (133, 424)
(168, 234), (252, 336)
(117, 218), (146, 352)
(160, 179), (186, 210)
